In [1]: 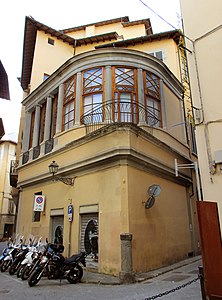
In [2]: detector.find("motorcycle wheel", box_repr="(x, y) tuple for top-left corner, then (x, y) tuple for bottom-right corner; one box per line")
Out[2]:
(9, 260), (20, 275)
(17, 264), (25, 278)
(67, 265), (83, 284)
(28, 268), (42, 287)
(1, 260), (11, 272)
(21, 265), (32, 280)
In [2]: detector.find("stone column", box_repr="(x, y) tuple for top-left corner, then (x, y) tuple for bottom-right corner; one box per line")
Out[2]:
(75, 72), (82, 126)
(44, 95), (53, 141)
(32, 105), (41, 148)
(137, 68), (146, 125)
(119, 233), (135, 284)
(56, 83), (64, 134)
(104, 66), (112, 122)
(22, 111), (31, 152)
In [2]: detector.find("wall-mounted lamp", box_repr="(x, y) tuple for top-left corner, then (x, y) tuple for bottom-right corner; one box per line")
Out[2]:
(48, 160), (75, 186)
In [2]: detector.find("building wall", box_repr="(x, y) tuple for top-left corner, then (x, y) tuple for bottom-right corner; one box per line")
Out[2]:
(0, 141), (17, 239)
(180, 0), (222, 229)
(30, 31), (74, 92)
(16, 17), (200, 275)
(17, 125), (197, 274)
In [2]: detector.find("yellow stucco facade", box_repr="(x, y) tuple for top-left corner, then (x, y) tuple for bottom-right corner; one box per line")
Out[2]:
(16, 16), (199, 276)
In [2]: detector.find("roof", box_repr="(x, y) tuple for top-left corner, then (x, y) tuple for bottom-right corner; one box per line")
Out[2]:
(95, 30), (181, 49)
(20, 16), (175, 92)
(61, 16), (130, 33)
(21, 16), (76, 90)
(0, 118), (4, 139)
(21, 16), (123, 90)
(0, 60), (10, 100)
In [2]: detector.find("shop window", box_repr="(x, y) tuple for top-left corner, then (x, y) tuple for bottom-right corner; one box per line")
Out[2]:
(144, 71), (161, 127)
(63, 76), (76, 130)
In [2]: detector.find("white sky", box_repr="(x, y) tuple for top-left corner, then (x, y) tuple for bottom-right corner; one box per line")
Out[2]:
(0, 0), (181, 141)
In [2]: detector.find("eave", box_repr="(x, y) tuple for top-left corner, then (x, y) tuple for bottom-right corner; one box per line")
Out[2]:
(95, 30), (181, 49)
(21, 16), (119, 91)
(61, 16), (130, 33)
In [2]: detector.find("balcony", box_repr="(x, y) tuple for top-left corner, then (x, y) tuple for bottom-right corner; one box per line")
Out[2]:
(80, 100), (160, 135)
(10, 160), (19, 187)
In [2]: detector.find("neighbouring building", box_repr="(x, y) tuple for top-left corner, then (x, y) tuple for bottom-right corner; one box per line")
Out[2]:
(180, 0), (222, 230)
(0, 140), (17, 239)
(14, 16), (200, 276)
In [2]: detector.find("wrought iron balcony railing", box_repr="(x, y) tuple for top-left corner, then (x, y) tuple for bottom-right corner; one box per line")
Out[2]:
(80, 100), (160, 134)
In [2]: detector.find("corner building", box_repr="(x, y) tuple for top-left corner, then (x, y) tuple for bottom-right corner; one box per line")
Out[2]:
(16, 16), (199, 275)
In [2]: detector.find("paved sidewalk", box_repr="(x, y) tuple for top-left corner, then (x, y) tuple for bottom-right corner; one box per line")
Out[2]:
(83, 255), (202, 285)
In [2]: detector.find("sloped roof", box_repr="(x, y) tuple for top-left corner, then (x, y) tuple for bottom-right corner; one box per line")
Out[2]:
(21, 16), (121, 90)
(95, 30), (181, 49)
(0, 60), (10, 100)
(61, 16), (130, 33)
(0, 118), (4, 139)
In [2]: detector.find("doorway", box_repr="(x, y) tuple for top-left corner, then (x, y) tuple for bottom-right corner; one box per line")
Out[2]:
(51, 216), (64, 244)
(80, 213), (98, 269)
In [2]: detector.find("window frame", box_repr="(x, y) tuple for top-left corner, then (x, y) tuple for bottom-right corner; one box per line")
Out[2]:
(143, 70), (162, 127)
(112, 66), (138, 123)
(81, 67), (104, 123)
(62, 75), (76, 131)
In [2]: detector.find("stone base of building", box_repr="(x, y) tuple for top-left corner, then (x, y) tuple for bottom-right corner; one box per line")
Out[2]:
(119, 271), (136, 284)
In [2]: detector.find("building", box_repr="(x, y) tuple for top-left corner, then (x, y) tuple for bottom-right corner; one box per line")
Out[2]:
(0, 140), (17, 239)
(15, 16), (199, 276)
(180, 1), (222, 230)
(180, 0), (222, 295)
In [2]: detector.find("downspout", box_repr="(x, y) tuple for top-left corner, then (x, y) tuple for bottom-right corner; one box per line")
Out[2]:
(192, 41), (216, 176)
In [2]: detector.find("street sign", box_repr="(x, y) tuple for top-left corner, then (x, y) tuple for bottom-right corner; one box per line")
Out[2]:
(33, 195), (45, 211)
(68, 204), (73, 222)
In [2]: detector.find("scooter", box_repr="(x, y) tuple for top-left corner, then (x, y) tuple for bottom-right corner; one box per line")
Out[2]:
(28, 244), (86, 287)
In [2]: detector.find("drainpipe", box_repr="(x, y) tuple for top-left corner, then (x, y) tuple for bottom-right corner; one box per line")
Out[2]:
(193, 42), (216, 176)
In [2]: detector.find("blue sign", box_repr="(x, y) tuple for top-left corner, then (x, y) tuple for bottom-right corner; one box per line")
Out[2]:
(68, 205), (73, 221)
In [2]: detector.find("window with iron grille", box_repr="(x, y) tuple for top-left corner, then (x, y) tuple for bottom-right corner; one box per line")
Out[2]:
(113, 67), (138, 123)
(144, 71), (161, 127)
(63, 76), (76, 130)
(82, 68), (103, 123)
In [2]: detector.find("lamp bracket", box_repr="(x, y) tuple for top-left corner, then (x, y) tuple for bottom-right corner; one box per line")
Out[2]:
(53, 175), (75, 186)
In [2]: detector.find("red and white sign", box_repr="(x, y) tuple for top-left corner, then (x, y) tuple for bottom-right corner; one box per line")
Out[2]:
(33, 195), (45, 212)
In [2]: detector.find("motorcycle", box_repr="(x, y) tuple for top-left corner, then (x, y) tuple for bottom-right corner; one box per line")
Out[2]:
(8, 244), (29, 275)
(1, 243), (21, 272)
(20, 239), (47, 280)
(28, 244), (86, 287)
(0, 238), (14, 267)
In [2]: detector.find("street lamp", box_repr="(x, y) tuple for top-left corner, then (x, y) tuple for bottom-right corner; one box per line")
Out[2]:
(48, 160), (75, 186)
